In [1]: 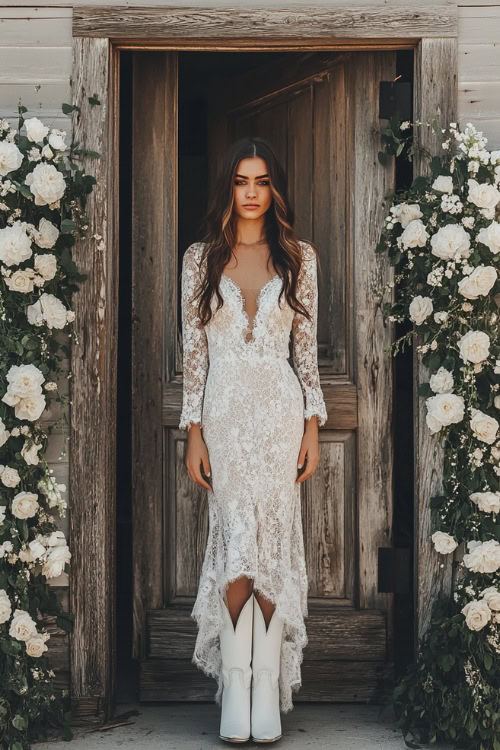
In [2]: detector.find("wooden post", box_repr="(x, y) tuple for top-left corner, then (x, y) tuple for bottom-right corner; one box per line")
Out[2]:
(69, 36), (116, 724)
(413, 37), (459, 645)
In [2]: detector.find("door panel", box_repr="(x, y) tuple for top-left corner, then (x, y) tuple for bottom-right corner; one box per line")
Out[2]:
(132, 50), (395, 702)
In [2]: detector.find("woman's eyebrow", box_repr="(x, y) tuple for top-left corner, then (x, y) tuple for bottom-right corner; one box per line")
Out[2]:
(235, 173), (269, 179)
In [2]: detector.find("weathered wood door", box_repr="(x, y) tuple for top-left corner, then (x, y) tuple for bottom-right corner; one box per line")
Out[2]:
(131, 50), (395, 702)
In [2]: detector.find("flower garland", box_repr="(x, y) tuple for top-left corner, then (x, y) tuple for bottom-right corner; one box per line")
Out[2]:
(377, 117), (499, 748)
(0, 103), (97, 747)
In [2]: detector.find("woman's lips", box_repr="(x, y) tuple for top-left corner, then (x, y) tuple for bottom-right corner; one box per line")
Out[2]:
(243, 205), (259, 209)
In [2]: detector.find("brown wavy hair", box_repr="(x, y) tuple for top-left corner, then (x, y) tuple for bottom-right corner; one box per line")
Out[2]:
(193, 136), (320, 326)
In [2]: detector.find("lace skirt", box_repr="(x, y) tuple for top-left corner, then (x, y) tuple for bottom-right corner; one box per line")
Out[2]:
(190, 355), (308, 713)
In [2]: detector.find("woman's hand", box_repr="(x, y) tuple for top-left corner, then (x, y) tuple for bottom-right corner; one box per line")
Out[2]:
(296, 416), (320, 484)
(185, 424), (212, 490)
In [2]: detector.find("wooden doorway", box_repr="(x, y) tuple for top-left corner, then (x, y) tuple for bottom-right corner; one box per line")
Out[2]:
(70, 4), (457, 721)
(131, 49), (395, 702)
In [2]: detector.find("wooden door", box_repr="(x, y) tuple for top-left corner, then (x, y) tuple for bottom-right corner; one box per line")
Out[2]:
(131, 50), (395, 702)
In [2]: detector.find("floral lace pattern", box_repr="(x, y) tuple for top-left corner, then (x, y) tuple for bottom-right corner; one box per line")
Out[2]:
(179, 240), (328, 712)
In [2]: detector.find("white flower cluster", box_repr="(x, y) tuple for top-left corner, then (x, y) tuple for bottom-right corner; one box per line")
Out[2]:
(0, 598), (50, 657)
(383, 121), (500, 638)
(0, 113), (75, 667)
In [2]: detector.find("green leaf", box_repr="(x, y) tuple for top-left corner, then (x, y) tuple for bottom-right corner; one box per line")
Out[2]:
(484, 652), (492, 670)
(60, 219), (78, 233)
(62, 102), (80, 114)
(12, 714), (27, 730)
(10, 742), (24, 750)
(378, 151), (388, 166)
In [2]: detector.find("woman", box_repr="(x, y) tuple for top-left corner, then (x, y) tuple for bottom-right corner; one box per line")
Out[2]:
(179, 136), (328, 744)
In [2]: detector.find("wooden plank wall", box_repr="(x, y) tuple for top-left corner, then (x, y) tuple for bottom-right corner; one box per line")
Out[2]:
(0, 0), (498, 697)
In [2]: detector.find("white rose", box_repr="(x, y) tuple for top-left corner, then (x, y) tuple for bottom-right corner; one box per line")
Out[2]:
(26, 292), (68, 330)
(477, 222), (500, 255)
(29, 538), (47, 561)
(21, 440), (43, 466)
(458, 265), (497, 299)
(5, 268), (36, 294)
(34, 217), (59, 249)
(430, 223), (471, 261)
(5, 363), (45, 397)
(0, 589), (12, 624)
(25, 633), (50, 658)
(432, 531), (458, 554)
(461, 599), (491, 631)
(480, 586), (500, 611)
(463, 539), (500, 573)
(470, 408), (499, 444)
(45, 530), (67, 547)
(432, 175), (453, 193)
(25, 162), (66, 206)
(434, 311), (449, 324)
(490, 151), (500, 165)
(24, 116), (49, 144)
(408, 295), (433, 325)
(426, 393), (465, 429)
(0, 418), (10, 448)
(400, 219), (429, 248)
(458, 330), (490, 363)
(48, 131), (67, 152)
(4, 390), (46, 422)
(0, 506), (6, 525)
(41, 144), (54, 160)
(9, 608), (38, 641)
(467, 178), (500, 211)
(429, 367), (454, 394)
(1, 466), (20, 488)
(391, 203), (423, 228)
(0, 221), (33, 267)
(42, 544), (71, 579)
(0, 140), (23, 177)
(11, 491), (39, 520)
(470, 491), (500, 514)
(34, 253), (57, 281)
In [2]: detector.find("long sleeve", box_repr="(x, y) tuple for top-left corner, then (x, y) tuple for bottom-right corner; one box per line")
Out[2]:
(292, 242), (328, 427)
(179, 244), (209, 431)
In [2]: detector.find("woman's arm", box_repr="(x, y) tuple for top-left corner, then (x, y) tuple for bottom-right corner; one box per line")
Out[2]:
(179, 243), (209, 432)
(292, 241), (328, 428)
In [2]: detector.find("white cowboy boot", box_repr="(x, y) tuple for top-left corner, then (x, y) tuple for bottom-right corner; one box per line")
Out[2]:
(219, 591), (254, 743)
(251, 598), (284, 743)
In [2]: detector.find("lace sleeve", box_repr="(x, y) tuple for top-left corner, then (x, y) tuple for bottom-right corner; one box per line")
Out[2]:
(292, 242), (328, 427)
(179, 243), (209, 431)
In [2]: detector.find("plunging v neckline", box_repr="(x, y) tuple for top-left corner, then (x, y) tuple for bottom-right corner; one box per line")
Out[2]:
(221, 273), (281, 344)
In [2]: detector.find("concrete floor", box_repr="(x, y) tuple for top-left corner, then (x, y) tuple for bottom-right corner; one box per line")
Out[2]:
(33, 702), (455, 749)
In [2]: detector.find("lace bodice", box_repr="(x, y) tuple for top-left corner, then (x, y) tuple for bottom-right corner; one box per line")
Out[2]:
(179, 240), (327, 431)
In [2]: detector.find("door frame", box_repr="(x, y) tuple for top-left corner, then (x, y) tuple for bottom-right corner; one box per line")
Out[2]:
(69, 5), (458, 723)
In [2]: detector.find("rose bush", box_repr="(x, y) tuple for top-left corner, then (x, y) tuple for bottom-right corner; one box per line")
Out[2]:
(0, 102), (97, 748)
(377, 118), (500, 749)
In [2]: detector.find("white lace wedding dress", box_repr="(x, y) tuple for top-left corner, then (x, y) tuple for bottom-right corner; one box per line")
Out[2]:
(179, 239), (328, 713)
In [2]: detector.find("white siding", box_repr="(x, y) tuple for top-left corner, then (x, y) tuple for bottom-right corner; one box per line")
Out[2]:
(0, 1), (498, 594)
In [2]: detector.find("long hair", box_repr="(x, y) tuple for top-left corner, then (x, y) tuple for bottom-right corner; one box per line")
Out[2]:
(193, 136), (320, 326)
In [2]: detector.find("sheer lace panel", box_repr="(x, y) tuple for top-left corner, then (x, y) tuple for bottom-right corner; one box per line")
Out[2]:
(292, 244), (328, 426)
(178, 244), (209, 431)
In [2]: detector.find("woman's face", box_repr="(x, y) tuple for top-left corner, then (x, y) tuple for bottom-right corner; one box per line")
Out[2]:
(232, 156), (272, 221)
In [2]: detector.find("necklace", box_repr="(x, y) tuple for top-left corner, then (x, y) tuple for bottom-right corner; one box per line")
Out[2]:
(235, 238), (268, 247)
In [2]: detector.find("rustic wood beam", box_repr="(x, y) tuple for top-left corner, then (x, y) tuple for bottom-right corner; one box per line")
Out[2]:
(73, 5), (458, 40)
